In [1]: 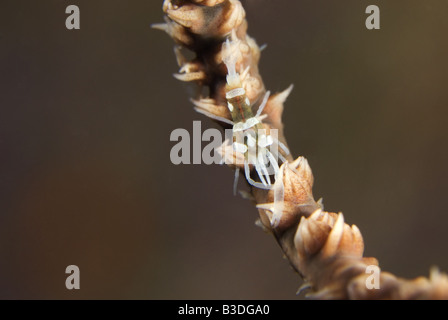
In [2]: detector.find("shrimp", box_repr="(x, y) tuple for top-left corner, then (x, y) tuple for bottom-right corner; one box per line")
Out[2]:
(195, 33), (289, 193)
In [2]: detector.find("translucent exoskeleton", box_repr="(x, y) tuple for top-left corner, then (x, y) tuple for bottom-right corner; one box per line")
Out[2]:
(195, 32), (290, 194)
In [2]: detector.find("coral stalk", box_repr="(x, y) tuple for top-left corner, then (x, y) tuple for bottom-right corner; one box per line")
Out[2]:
(156, 0), (448, 299)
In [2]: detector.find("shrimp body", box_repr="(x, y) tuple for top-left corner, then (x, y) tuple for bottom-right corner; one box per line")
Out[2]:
(221, 37), (289, 192)
(193, 35), (289, 192)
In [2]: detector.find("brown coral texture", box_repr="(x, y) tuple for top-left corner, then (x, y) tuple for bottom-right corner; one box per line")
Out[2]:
(155, 0), (448, 299)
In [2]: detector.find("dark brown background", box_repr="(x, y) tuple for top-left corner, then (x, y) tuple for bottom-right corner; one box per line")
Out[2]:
(0, 0), (447, 299)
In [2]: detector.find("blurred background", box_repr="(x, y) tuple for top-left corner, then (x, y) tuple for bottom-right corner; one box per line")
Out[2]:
(0, 0), (447, 299)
